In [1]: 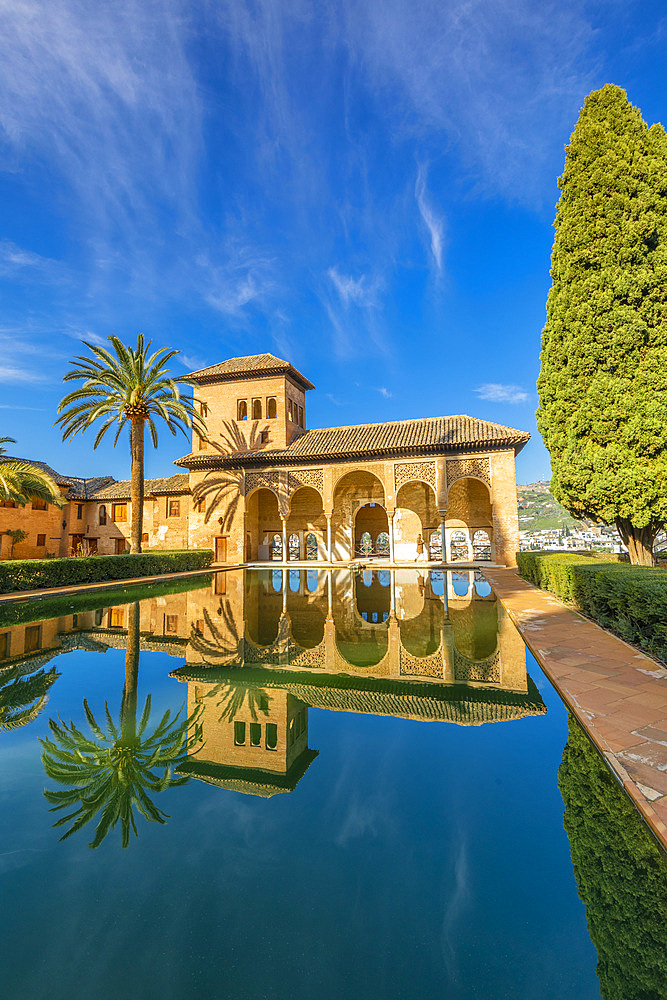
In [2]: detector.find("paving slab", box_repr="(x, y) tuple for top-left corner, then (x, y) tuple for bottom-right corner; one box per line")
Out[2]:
(485, 567), (667, 855)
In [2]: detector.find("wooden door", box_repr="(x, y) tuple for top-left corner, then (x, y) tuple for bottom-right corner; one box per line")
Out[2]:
(215, 536), (227, 563)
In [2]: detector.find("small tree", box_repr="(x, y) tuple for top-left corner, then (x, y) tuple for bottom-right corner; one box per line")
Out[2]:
(57, 335), (207, 554)
(537, 85), (667, 565)
(5, 529), (27, 558)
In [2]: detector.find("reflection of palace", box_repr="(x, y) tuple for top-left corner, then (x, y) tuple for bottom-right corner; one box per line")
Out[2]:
(0, 570), (546, 795)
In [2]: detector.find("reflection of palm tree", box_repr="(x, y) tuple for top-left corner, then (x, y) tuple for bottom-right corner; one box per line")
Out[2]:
(192, 421), (288, 530)
(205, 680), (271, 723)
(0, 663), (59, 731)
(40, 603), (201, 849)
(189, 602), (243, 666)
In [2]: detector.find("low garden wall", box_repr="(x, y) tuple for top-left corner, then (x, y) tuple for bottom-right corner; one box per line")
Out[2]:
(516, 551), (667, 663)
(0, 549), (213, 595)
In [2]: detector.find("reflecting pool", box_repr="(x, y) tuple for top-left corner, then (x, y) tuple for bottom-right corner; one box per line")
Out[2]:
(0, 568), (665, 999)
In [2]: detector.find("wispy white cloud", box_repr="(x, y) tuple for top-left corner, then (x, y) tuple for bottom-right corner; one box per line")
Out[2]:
(415, 163), (445, 271)
(376, 386), (392, 398)
(0, 240), (66, 283)
(0, 363), (46, 384)
(476, 383), (529, 404)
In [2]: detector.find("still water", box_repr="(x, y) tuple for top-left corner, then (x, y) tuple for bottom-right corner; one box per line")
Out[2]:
(0, 568), (665, 1000)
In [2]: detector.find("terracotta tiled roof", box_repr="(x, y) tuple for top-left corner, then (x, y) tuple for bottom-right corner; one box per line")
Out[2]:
(171, 666), (547, 725)
(176, 414), (530, 468)
(3, 457), (114, 498)
(175, 749), (319, 797)
(89, 473), (190, 501)
(184, 353), (315, 391)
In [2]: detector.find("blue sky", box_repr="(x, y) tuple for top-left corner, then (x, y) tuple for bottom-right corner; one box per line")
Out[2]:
(0, 0), (665, 484)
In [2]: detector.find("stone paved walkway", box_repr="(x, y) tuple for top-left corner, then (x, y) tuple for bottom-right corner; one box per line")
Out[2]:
(485, 567), (667, 854)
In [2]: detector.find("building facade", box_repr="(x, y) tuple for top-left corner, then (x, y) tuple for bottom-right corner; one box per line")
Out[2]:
(1, 353), (529, 565)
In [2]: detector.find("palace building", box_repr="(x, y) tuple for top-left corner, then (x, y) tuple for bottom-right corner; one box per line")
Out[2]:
(0, 353), (529, 565)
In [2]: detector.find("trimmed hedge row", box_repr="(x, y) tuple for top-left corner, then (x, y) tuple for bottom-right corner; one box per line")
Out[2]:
(0, 549), (214, 595)
(0, 572), (212, 628)
(516, 550), (667, 662)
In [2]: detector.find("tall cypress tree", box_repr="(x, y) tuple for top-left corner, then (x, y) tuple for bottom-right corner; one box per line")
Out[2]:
(537, 85), (667, 564)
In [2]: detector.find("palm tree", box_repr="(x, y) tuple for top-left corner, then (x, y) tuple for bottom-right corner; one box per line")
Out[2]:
(56, 335), (207, 553)
(0, 663), (59, 731)
(0, 437), (64, 507)
(40, 602), (202, 848)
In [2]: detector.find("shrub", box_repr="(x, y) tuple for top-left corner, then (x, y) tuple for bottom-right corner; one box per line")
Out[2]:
(516, 550), (667, 662)
(0, 549), (213, 595)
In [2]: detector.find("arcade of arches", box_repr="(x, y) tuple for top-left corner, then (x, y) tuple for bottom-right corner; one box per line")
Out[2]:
(236, 460), (509, 565)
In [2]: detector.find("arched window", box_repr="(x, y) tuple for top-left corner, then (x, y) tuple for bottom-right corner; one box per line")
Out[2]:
(429, 528), (442, 559)
(474, 571), (492, 597)
(362, 570), (373, 587)
(452, 570), (470, 597)
(267, 397), (277, 419)
(289, 568), (300, 591)
(377, 570), (390, 588)
(376, 531), (390, 556)
(306, 568), (319, 592)
(450, 530), (468, 561)
(360, 531), (373, 555)
(472, 529), (492, 561)
(237, 399), (248, 421)
(288, 533), (300, 560)
(306, 532), (317, 560)
(272, 568), (283, 591)
(430, 569), (444, 596)
(271, 533), (282, 560)
(252, 399), (262, 419)
(99, 505), (107, 526)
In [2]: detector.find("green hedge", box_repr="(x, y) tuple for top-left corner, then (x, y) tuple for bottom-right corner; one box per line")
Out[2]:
(0, 549), (214, 595)
(0, 572), (212, 628)
(559, 715), (667, 999)
(516, 550), (667, 662)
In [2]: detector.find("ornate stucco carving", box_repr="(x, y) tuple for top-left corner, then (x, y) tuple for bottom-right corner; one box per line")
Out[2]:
(394, 461), (436, 492)
(453, 649), (500, 683)
(399, 648), (444, 677)
(288, 640), (327, 669)
(446, 457), (490, 488)
(288, 469), (324, 495)
(244, 471), (281, 496)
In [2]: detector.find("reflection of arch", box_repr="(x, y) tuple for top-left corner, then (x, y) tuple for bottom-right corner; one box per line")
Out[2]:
(267, 397), (277, 419)
(252, 399), (262, 419)
(472, 530), (492, 561)
(238, 399), (248, 421)
(450, 598), (499, 661)
(452, 570), (469, 596)
(400, 596), (444, 657)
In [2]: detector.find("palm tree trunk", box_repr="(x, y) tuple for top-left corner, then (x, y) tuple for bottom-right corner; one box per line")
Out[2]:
(121, 601), (140, 744)
(130, 417), (145, 554)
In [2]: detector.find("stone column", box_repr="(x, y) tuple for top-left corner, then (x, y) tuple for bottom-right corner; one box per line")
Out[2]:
(388, 510), (396, 564)
(326, 513), (333, 562)
(327, 568), (333, 619)
(440, 516), (446, 564)
(467, 528), (474, 562)
(281, 517), (287, 564)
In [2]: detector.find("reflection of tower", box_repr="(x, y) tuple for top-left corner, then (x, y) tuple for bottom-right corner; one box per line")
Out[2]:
(176, 680), (318, 797)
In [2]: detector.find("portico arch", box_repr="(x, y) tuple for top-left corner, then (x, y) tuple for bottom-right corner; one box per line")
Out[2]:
(444, 477), (495, 563)
(332, 470), (386, 561)
(286, 486), (326, 561)
(395, 480), (439, 560)
(245, 487), (282, 562)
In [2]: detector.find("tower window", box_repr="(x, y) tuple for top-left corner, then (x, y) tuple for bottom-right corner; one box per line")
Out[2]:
(200, 401), (208, 418)
(266, 723), (278, 750)
(234, 721), (246, 746)
(252, 398), (262, 419)
(288, 399), (293, 422)
(238, 399), (248, 421)
(99, 504), (107, 525)
(32, 498), (47, 510)
(260, 430), (269, 444)
(249, 723), (261, 747)
(267, 397), (277, 419)
(298, 405), (304, 428)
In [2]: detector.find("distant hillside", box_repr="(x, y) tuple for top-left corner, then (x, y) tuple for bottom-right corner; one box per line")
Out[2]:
(517, 484), (583, 531)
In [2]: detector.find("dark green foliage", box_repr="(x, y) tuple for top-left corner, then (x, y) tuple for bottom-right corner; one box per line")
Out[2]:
(41, 696), (201, 849)
(537, 85), (667, 559)
(559, 716), (667, 999)
(0, 663), (59, 731)
(517, 551), (667, 660)
(0, 573), (211, 628)
(0, 549), (213, 594)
